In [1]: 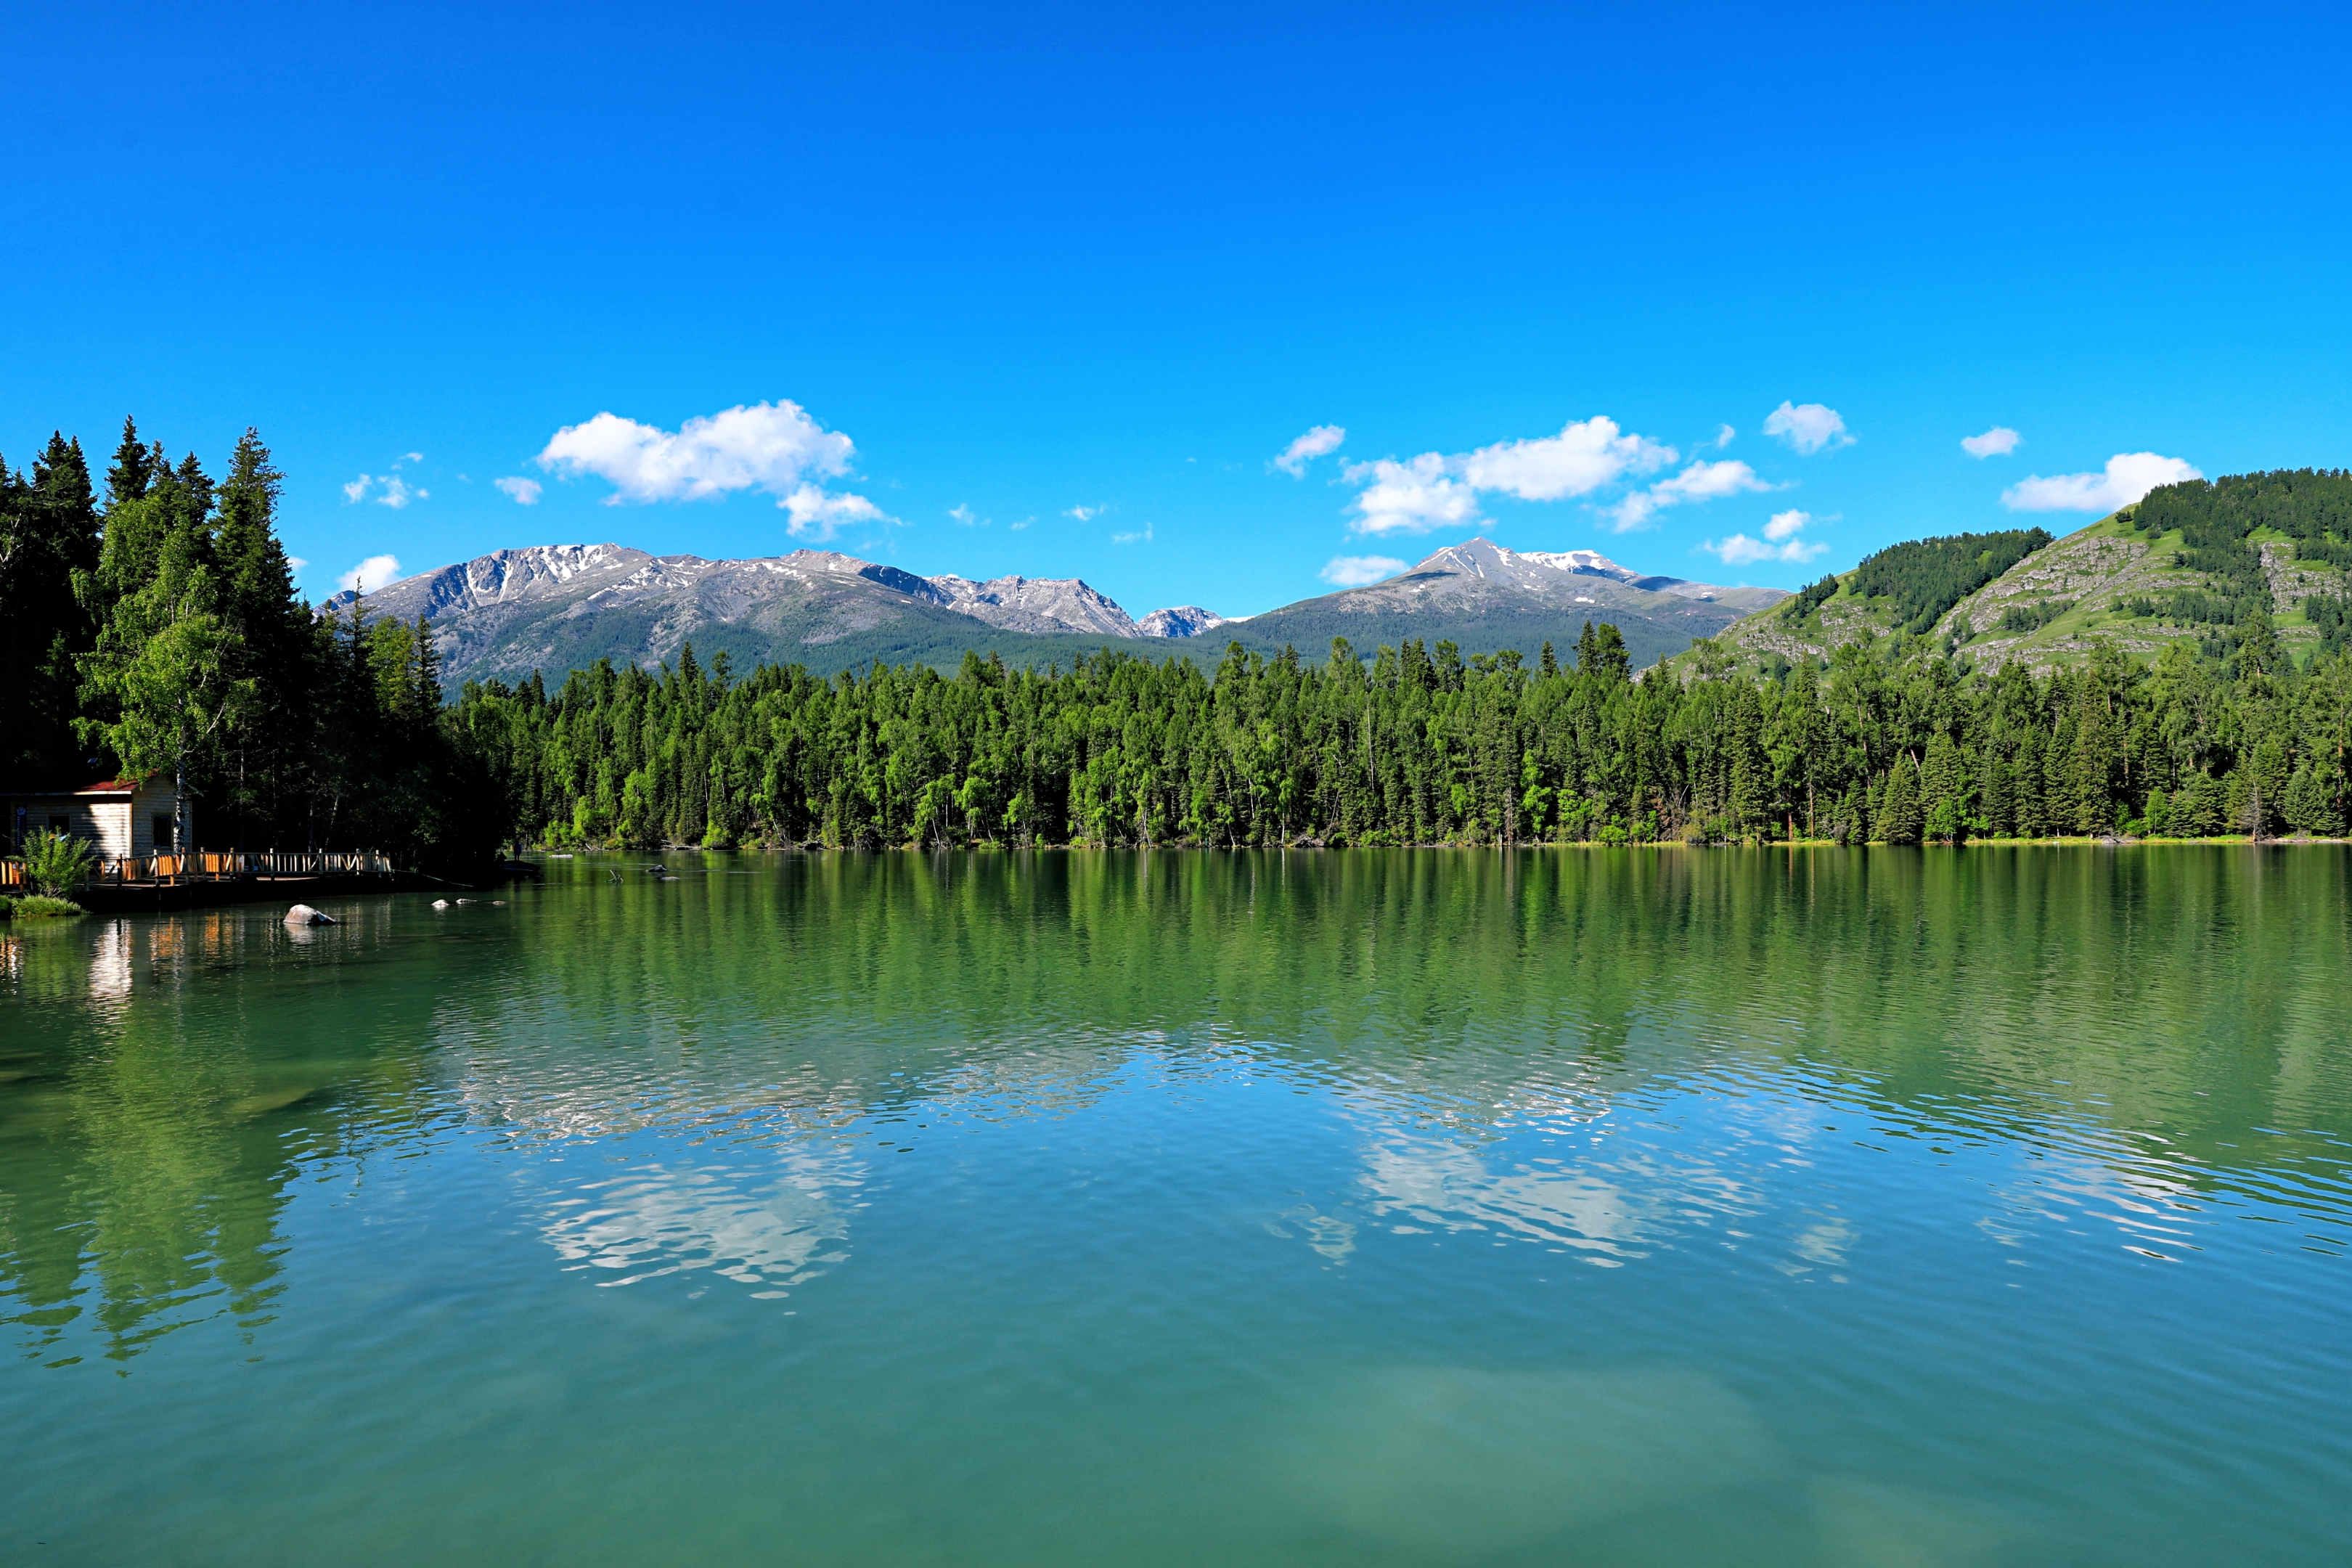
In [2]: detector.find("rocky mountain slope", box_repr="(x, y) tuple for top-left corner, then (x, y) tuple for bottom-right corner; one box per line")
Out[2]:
(1236, 539), (1786, 673)
(334, 536), (1783, 687)
(327, 545), (1218, 687)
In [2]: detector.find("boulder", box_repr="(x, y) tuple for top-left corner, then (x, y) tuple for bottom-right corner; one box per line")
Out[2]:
(285, 905), (337, 926)
(432, 899), (450, 909)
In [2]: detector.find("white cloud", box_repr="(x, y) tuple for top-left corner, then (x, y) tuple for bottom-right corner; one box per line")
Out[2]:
(2001, 452), (2201, 513)
(1961, 426), (2021, 459)
(1111, 523), (1154, 544)
(1009, 518), (1031, 531)
(1704, 509), (1828, 565)
(287, 556), (309, 573)
(1763, 401), (1853, 455)
(343, 473), (428, 508)
(1604, 459), (1771, 532)
(494, 475), (543, 505)
(401, 451), (422, 465)
(783, 486), (889, 540)
(1337, 415), (1686, 536)
(1457, 415), (1675, 501)
(1065, 503), (1103, 521)
(1714, 424), (1736, 449)
(338, 554), (402, 594)
(1344, 453), (1483, 535)
(1705, 534), (1828, 567)
(538, 400), (856, 505)
(948, 503), (985, 526)
(1272, 424), (1347, 477)
(1320, 555), (1408, 587)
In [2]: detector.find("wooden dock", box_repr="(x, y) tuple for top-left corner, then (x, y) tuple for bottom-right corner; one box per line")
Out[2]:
(1, 849), (430, 914)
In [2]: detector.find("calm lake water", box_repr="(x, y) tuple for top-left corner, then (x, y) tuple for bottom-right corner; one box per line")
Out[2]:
(3, 849), (2349, 1566)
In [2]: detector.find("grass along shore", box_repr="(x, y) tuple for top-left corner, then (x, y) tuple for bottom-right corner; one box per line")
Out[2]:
(1, 894), (87, 920)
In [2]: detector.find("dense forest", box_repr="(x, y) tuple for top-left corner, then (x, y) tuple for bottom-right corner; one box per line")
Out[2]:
(0, 421), (499, 867)
(8, 428), (2351, 859)
(450, 618), (2352, 849)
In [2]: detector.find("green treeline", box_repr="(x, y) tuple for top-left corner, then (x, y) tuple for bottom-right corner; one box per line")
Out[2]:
(2131, 470), (2352, 660)
(1844, 527), (2054, 634)
(451, 618), (2352, 850)
(0, 420), (497, 866)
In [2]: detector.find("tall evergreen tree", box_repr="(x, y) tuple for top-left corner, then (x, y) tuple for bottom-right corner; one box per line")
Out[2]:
(1880, 755), (1924, 846)
(1922, 731), (1964, 843)
(212, 429), (323, 845)
(1, 436), (102, 783)
(105, 417), (154, 508)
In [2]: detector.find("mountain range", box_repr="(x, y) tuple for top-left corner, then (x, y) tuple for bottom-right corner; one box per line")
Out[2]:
(331, 539), (1786, 687)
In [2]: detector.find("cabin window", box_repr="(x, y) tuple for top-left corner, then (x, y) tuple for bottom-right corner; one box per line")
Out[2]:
(153, 814), (175, 850)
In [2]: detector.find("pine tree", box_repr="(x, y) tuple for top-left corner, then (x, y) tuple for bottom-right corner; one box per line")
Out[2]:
(2069, 678), (2115, 834)
(1881, 755), (1924, 845)
(211, 428), (319, 844)
(105, 417), (153, 508)
(1981, 754), (2013, 837)
(413, 615), (443, 722)
(1922, 731), (1964, 842)
(2013, 728), (2046, 837)
(1, 436), (102, 780)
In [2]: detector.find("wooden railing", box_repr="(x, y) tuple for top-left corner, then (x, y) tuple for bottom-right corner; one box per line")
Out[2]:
(1, 849), (396, 889)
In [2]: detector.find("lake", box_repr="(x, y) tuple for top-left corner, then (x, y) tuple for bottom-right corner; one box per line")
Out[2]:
(3, 848), (2348, 1565)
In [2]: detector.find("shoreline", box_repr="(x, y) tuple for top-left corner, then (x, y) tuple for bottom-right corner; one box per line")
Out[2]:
(526, 836), (2352, 855)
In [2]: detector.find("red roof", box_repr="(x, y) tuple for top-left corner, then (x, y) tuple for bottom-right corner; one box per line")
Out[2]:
(74, 779), (141, 797)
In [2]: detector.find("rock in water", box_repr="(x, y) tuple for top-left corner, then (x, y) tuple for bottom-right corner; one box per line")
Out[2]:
(285, 905), (337, 926)
(432, 899), (450, 909)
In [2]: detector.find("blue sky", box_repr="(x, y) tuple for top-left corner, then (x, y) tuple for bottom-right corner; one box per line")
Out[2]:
(6, 1), (2349, 617)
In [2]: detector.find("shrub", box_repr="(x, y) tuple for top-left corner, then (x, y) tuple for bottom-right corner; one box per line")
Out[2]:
(1998, 597), (2074, 634)
(22, 830), (95, 897)
(9, 894), (86, 919)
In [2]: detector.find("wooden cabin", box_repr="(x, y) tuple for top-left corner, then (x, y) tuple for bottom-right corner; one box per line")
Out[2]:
(2, 777), (192, 857)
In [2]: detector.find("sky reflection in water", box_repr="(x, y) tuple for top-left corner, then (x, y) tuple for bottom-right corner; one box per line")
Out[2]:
(2, 847), (2348, 1566)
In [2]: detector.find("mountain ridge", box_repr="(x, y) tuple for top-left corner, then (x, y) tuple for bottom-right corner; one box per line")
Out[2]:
(332, 538), (1786, 687)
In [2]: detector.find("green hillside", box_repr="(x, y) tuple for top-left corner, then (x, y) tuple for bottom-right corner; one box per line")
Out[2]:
(1688, 470), (2352, 678)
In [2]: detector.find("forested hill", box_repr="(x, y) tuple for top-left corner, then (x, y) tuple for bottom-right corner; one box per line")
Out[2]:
(1701, 471), (2352, 679)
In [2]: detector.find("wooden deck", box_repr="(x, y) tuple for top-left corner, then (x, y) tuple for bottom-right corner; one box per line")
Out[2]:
(1, 849), (397, 892)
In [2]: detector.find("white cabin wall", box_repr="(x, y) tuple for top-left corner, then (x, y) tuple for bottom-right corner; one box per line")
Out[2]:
(73, 801), (131, 857)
